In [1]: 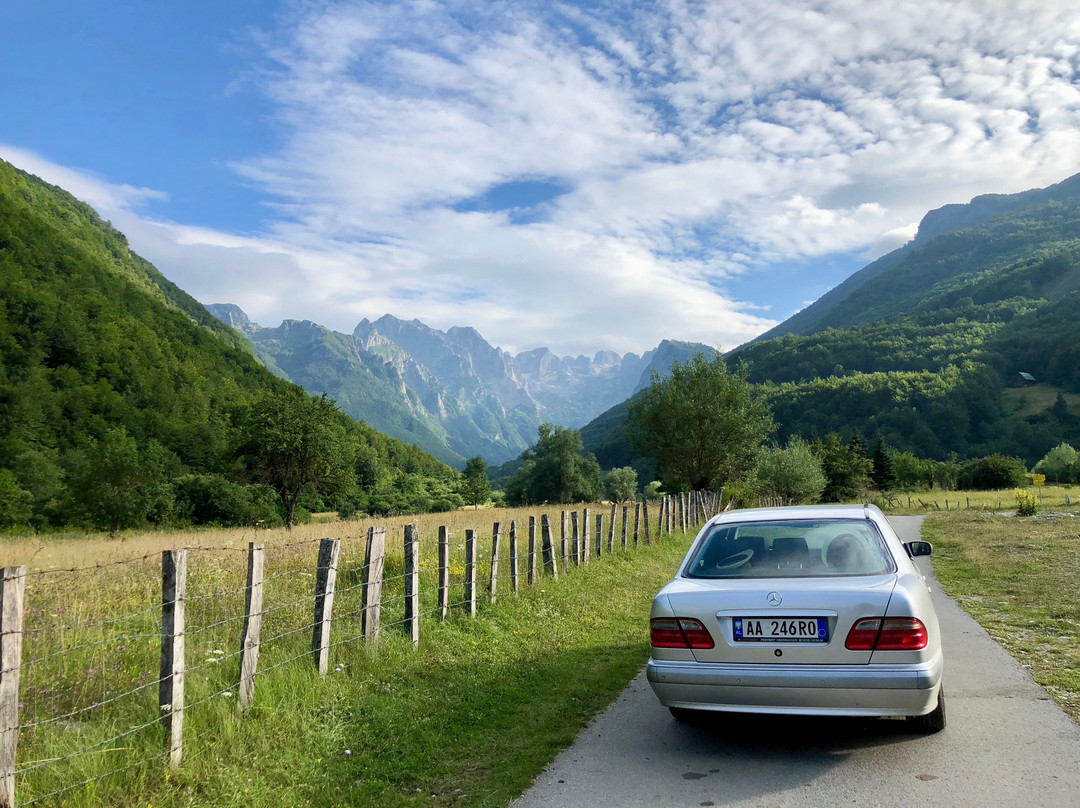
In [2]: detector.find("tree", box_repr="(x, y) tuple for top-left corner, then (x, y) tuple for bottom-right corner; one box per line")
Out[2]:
(813, 433), (872, 502)
(503, 424), (602, 505)
(1034, 443), (1077, 483)
(604, 466), (638, 503)
(958, 454), (1028, 490)
(0, 469), (32, 529)
(756, 437), (827, 504)
(68, 427), (171, 537)
(870, 438), (897, 491)
(625, 354), (773, 490)
(461, 456), (491, 509)
(241, 392), (354, 529)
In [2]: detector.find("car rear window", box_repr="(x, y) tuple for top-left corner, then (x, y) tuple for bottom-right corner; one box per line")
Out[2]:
(683, 519), (896, 578)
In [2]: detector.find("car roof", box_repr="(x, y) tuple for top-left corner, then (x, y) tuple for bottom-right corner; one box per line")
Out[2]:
(706, 503), (880, 526)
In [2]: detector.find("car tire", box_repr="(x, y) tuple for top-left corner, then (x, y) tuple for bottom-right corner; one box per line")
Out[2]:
(669, 707), (706, 723)
(907, 687), (946, 733)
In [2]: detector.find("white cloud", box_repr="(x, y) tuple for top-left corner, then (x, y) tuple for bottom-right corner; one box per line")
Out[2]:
(9, 0), (1080, 357)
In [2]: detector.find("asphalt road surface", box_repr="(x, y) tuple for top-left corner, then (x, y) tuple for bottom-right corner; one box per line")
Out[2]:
(511, 516), (1080, 808)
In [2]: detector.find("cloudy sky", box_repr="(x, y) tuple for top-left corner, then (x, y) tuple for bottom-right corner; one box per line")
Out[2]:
(4, 0), (1080, 356)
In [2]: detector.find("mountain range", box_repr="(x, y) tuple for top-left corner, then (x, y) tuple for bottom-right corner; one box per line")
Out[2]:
(582, 171), (1080, 474)
(206, 305), (715, 467)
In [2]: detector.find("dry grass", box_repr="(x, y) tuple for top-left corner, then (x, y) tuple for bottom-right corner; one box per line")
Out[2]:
(1, 503), (652, 571)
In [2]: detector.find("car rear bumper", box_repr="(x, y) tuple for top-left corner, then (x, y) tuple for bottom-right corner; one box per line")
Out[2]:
(647, 654), (943, 717)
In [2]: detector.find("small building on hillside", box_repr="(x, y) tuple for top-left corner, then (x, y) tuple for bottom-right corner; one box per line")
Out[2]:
(1013, 372), (1037, 387)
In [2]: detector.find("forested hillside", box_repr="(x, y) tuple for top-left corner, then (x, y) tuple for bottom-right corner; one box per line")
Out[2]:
(0, 160), (459, 531)
(581, 173), (1080, 468)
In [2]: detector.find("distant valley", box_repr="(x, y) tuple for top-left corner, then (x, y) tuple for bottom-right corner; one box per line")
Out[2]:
(207, 304), (715, 467)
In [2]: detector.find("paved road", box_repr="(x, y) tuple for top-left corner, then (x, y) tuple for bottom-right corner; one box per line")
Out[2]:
(511, 516), (1080, 808)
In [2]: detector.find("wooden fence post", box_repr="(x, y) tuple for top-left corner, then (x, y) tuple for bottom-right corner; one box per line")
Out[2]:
(621, 505), (629, 549)
(160, 549), (186, 768)
(438, 526), (449, 622)
(583, 507), (591, 566)
(633, 501), (641, 546)
(313, 538), (341, 674)
(643, 500), (651, 544)
(405, 525), (420, 646)
(541, 514), (559, 579)
(362, 527), (387, 640)
(668, 494), (675, 533)
(608, 503), (616, 552)
(528, 516), (538, 586)
(238, 543), (264, 712)
(465, 529), (478, 617)
(509, 520), (519, 593)
(595, 513), (603, 557)
(1, 566), (26, 808)
(582, 508), (590, 565)
(489, 522), (501, 605)
(679, 493), (686, 533)
(561, 510), (569, 571)
(571, 511), (580, 566)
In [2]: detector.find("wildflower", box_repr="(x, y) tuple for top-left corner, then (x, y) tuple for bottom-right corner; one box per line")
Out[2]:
(345, 750), (352, 756)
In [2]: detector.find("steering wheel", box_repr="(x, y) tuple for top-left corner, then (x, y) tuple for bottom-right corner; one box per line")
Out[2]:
(715, 548), (754, 569)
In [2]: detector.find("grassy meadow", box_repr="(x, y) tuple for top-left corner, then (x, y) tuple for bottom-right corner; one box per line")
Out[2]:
(5, 501), (694, 807)
(924, 508), (1080, 723)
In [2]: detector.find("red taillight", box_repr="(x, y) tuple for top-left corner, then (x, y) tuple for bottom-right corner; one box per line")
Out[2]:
(650, 617), (715, 649)
(845, 617), (927, 651)
(876, 617), (928, 650)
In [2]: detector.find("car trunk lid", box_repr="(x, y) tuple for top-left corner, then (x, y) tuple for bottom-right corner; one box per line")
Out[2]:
(663, 574), (897, 664)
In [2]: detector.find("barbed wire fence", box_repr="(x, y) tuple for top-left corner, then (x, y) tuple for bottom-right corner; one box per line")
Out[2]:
(0, 491), (717, 806)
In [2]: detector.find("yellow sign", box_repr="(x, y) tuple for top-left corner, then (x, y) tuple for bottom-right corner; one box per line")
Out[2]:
(1033, 474), (1046, 486)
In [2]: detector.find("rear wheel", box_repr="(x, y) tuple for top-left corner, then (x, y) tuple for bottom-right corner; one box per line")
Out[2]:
(907, 687), (946, 733)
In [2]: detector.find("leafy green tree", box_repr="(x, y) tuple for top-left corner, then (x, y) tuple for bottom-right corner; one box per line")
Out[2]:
(0, 469), (32, 529)
(504, 424), (602, 505)
(870, 438), (897, 491)
(604, 466), (638, 503)
(626, 354), (773, 490)
(460, 456), (491, 509)
(241, 392), (354, 529)
(813, 433), (872, 502)
(1034, 443), (1077, 483)
(643, 480), (663, 499)
(756, 437), (827, 504)
(69, 427), (172, 536)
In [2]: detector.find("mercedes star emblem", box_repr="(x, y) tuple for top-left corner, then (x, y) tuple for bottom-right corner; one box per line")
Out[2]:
(766, 591), (782, 606)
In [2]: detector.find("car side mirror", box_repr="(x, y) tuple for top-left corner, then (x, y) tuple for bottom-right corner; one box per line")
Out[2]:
(905, 540), (933, 558)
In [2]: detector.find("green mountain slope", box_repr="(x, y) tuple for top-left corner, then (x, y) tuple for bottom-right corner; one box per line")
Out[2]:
(581, 173), (1080, 469)
(0, 159), (455, 529)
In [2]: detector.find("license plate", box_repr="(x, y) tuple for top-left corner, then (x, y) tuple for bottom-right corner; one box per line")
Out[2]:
(733, 617), (828, 643)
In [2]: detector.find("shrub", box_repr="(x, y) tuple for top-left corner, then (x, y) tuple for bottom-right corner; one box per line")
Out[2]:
(1014, 488), (1039, 517)
(959, 455), (1028, 490)
(1034, 443), (1078, 484)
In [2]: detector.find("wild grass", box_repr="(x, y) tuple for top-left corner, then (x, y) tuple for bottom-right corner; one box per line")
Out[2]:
(9, 501), (689, 807)
(874, 486), (1077, 515)
(924, 510), (1080, 723)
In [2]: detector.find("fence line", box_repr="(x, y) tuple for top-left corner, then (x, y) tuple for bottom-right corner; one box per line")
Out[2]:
(1, 495), (716, 806)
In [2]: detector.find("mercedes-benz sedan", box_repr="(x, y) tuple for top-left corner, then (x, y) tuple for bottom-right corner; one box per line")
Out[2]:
(647, 504), (945, 732)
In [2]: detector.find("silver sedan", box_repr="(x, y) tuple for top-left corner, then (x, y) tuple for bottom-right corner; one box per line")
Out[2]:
(647, 503), (945, 732)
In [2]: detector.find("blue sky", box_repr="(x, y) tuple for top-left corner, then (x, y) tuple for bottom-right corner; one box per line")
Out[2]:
(3, 1), (1080, 355)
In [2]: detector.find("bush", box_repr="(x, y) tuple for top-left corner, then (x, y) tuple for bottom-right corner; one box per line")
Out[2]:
(173, 474), (283, 527)
(1014, 488), (1039, 516)
(959, 455), (1028, 490)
